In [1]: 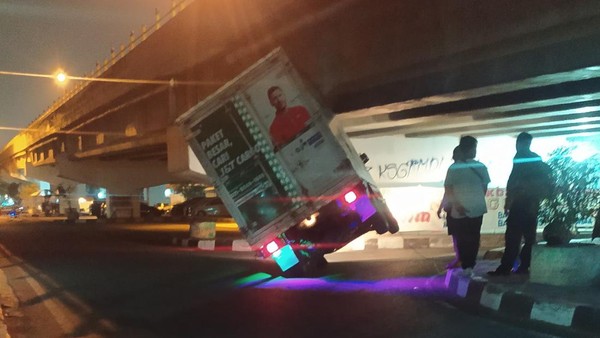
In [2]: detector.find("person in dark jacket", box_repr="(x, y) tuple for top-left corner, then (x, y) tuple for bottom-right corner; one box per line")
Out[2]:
(488, 132), (546, 276)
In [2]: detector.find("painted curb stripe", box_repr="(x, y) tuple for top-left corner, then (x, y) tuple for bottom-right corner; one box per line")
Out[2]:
(498, 292), (534, 319)
(480, 286), (503, 310)
(465, 279), (486, 300)
(173, 238), (251, 251)
(572, 305), (600, 332)
(531, 302), (575, 326)
(457, 278), (470, 298)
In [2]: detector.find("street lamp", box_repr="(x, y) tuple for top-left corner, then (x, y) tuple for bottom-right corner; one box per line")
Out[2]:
(54, 69), (68, 86)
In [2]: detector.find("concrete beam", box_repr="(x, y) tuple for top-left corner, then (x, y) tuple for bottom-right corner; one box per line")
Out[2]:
(24, 163), (81, 190)
(53, 154), (208, 194)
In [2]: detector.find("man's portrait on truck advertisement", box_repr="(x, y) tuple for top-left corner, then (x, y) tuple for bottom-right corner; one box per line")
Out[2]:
(266, 86), (311, 149)
(242, 69), (353, 198)
(244, 72), (316, 151)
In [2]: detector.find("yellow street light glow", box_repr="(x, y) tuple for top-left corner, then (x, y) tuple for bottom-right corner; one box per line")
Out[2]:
(0, 69), (217, 86)
(53, 69), (69, 87)
(56, 72), (67, 83)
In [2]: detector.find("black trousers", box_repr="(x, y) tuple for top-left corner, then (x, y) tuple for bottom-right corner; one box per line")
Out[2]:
(453, 216), (483, 269)
(499, 197), (540, 271)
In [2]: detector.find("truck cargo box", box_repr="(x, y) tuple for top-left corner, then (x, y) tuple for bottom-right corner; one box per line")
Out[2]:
(177, 49), (397, 273)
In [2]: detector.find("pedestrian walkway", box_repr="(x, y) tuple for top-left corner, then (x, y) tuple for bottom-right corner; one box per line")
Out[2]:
(445, 259), (600, 335)
(0, 257), (18, 338)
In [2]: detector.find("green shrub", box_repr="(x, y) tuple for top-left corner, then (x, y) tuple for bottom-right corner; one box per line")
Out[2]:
(538, 147), (600, 235)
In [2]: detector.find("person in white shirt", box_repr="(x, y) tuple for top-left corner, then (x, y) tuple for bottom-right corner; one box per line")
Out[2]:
(442, 136), (490, 277)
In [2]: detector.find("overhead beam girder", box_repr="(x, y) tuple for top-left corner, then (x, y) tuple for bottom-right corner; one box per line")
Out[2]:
(53, 154), (205, 195)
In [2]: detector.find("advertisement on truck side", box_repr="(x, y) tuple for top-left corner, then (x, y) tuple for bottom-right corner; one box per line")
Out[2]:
(177, 49), (398, 275)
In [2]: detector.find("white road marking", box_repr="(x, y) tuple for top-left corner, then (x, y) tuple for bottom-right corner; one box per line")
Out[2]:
(0, 244), (117, 336)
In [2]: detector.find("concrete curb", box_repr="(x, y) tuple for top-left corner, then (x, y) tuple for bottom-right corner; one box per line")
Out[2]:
(172, 237), (252, 251)
(444, 268), (600, 333)
(0, 265), (17, 338)
(351, 232), (505, 251)
(172, 233), (456, 252)
(171, 232), (504, 253)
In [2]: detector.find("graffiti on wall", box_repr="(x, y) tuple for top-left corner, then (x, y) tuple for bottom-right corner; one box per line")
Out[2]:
(485, 188), (508, 226)
(372, 157), (447, 181)
(408, 211), (431, 223)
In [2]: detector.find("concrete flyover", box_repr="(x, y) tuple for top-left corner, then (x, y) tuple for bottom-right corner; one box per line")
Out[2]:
(1, 0), (600, 216)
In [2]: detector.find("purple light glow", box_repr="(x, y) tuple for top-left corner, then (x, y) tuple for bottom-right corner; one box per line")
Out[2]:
(251, 276), (445, 294)
(349, 195), (377, 222)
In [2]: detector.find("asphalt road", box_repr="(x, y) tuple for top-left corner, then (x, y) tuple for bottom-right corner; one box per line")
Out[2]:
(0, 217), (582, 338)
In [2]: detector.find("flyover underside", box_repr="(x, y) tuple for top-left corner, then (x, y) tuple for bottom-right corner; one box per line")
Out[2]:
(333, 16), (600, 138)
(18, 0), (600, 141)
(4, 0), (600, 191)
(333, 12), (600, 112)
(163, 0), (600, 139)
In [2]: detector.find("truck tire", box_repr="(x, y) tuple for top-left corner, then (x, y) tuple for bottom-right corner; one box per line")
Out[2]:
(374, 223), (387, 235)
(371, 211), (399, 234)
(371, 213), (390, 234)
(388, 217), (400, 233)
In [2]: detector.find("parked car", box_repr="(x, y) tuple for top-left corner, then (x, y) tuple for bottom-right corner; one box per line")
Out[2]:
(186, 197), (231, 219)
(90, 201), (163, 219)
(140, 202), (164, 218)
(169, 197), (204, 218)
(1, 206), (23, 217)
(90, 200), (106, 218)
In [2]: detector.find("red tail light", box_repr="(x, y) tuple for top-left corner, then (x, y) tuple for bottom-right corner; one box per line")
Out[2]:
(266, 241), (279, 254)
(344, 190), (357, 204)
(258, 238), (300, 271)
(259, 237), (287, 258)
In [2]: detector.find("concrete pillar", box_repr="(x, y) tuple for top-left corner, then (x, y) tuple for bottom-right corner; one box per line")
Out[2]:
(106, 192), (141, 220)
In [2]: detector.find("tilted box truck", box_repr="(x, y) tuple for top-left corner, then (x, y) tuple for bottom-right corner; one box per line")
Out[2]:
(176, 49), (398, 275)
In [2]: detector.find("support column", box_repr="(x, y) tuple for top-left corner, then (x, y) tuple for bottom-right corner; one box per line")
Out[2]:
(106, 192), (141, 220)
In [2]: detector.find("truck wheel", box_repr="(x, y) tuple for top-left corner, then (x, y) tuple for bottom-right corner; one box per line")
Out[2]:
(374, 223), (387, 234)
(371, 212), (399, 234)
(387, 217), (400, 233)
(371, 213), (389, 234)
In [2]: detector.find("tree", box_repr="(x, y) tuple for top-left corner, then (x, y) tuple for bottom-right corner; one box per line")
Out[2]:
(171, 183), (206, 200)
(538, 147), (600, 244)
(2, 182), (21, 205)
(20, 182), (39, 199)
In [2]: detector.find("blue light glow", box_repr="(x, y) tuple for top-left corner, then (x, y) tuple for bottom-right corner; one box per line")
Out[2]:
(1, 198), (14, 207)
(272, 245), (299, 271)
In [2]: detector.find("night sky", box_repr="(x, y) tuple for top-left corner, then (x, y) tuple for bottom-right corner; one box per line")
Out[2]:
(0, 0), (173, 147)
